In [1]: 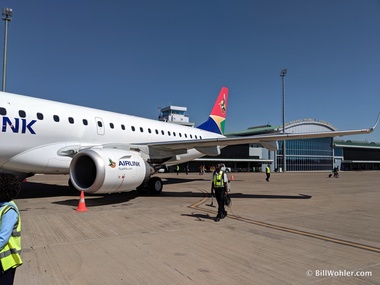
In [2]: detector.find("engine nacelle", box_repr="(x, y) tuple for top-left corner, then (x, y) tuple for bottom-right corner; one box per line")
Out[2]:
(69, 149), (152, 194)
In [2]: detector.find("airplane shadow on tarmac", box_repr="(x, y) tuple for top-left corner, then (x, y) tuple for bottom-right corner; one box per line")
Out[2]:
(19, 178), (311, 209)
(19, 181), (140, 208)
(20, 182), (78, 198)
(162, 192), (312, 200)
(161, 177), (312, 199)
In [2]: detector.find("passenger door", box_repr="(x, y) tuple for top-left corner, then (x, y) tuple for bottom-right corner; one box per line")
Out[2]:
(95, 117), (105, 135)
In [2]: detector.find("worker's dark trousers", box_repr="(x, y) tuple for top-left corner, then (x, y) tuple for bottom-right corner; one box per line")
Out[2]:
(214, 188), (226, 218)
(0, 267), (16, 285)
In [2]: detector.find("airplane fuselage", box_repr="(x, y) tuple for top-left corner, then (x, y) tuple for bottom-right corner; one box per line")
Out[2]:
(0, 91), (224, 175)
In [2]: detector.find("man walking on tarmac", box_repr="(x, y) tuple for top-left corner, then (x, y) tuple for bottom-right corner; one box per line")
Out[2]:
(211, 164), (228, 222)
(265, 164), (271, 182)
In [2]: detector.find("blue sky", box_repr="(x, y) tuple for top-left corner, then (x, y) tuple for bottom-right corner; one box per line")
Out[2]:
(2, 0), (380, 142)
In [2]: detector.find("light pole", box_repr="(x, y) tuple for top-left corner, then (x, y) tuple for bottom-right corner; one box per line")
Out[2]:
(2, 7), (12, 92)
(280, 68), (287, 172)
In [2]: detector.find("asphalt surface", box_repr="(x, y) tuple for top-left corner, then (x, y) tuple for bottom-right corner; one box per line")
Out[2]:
(13, 171), (380, 284)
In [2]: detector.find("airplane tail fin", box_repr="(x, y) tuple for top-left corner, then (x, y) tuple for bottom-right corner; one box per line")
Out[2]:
(197, 87), (229, 135)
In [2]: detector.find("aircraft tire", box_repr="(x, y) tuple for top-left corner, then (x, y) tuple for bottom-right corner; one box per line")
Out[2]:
(148, 177), (163, 195)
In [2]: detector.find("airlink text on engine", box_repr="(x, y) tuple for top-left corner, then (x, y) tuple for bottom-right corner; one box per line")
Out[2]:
(118, 160), (141, 167)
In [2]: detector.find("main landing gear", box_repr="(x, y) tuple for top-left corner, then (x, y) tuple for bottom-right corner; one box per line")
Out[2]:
(137, 176), (163, 195)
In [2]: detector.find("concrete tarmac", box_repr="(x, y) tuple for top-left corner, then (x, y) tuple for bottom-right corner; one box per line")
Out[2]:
(13, 171), (380, 284)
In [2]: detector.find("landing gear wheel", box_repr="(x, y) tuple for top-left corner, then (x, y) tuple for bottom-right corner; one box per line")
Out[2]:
(148, 177), (163, 195)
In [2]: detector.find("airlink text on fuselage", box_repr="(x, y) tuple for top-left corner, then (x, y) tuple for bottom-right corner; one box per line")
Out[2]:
(2, 117), (37, 134)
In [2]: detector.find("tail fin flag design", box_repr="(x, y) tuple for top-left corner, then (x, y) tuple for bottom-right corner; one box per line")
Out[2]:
(197, 87), (229, 135)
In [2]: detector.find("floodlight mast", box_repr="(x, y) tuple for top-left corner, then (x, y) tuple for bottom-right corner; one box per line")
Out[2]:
(2, 7), (12, 92)
(280, 68), (287, 172)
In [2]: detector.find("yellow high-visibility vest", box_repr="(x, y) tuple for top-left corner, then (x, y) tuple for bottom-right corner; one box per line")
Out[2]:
(0, 201), (22, 272)
(213, 172), (225, 188)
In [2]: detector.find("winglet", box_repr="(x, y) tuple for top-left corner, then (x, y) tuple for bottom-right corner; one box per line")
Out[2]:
(371, 113), (380, 132)
(197, 87), (229, 135)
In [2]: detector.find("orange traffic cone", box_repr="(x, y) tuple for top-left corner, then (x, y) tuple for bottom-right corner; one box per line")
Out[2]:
(76, 191), (88, 212)
(230, 175), (235, 181)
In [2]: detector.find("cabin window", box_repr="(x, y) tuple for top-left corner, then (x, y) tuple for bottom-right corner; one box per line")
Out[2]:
(37, 113), (44, 120)
(19, 110), (26, 118)
(184, 134), (188, 138)
(0, 108), (6, 115)
(168, 131), (171, 136)
(195, 135), (198, 139)
(140, 127), (144, 133)
(161, 130), (164, 135)
(148, 128), (152, 133)
(173, 132), (176, 137)
(110, 123), (114, 129)
(97, 121), (103, 127)
(121, 124), (125, 130)
(190, 134), (193, 139)
(131, 126), (135, 132)
(179, 133), (182, 137)
(83, 119), (88, 126)
(53, 115), (60, 122)
(68, 117), (74, 124)
(155, 129), (159, 134)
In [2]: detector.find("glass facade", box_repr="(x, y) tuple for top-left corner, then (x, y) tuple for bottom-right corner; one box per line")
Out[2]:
(340, 147), (380, 171)
(277, 138), (334, 171)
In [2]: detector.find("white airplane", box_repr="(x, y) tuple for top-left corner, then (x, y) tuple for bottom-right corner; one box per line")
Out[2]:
(0, 87), (378, 195)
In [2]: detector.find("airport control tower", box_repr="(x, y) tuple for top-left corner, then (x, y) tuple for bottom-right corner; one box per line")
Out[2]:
(158, 105), (195, 127)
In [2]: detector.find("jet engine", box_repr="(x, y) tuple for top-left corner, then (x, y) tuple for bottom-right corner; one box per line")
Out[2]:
(69, 148), (156, 194)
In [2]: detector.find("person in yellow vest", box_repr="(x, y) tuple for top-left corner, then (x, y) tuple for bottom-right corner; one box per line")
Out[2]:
(211, 164), (228, 222)
(265, 164), (271, 182)
(0, 173), (22, 285)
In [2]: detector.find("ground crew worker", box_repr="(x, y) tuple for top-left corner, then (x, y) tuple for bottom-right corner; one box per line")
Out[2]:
(176, 165), (179, 175)
(266, 164), (271, 182)
(211, 164), (228, 222)
(0, 173), (22, 285)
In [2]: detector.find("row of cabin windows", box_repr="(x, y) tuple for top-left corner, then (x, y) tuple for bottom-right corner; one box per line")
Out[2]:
(129, 125), (199, 139)
(0, 107), (202, 139)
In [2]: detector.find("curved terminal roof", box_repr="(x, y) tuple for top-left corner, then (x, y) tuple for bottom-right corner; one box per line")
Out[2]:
(285, 118), (337, 132)
(226, 118), (336, 137)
